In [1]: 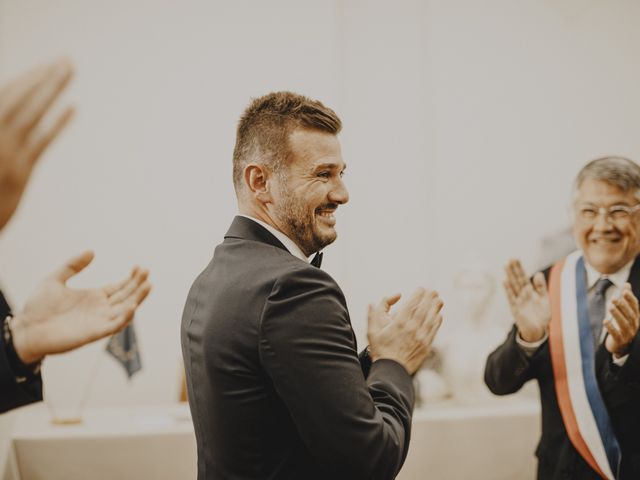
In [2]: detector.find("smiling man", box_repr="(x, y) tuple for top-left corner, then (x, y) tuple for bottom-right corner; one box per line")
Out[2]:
(181, 92), (444, 480)
(485, 156), (640, 480)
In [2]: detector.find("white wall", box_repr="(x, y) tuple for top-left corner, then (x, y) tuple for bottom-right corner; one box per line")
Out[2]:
(1, 0), (640, 406)
(0, 0), (342, 408)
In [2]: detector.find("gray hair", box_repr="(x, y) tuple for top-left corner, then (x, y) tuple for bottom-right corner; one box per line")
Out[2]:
(574, 156), (640, 202)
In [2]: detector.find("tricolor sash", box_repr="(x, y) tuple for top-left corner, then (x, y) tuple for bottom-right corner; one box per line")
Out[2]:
(548, 251), (621, 480)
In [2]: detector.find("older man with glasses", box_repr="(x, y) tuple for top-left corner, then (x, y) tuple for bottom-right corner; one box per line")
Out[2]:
(485, 156), (640, 480)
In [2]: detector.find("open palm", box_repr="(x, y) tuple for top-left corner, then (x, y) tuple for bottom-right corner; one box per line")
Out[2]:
(12, 251), (151, 364)
(504, 259), (550, 342)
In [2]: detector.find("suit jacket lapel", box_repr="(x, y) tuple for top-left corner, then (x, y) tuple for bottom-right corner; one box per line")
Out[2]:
(627, 255), (640, 300)
(0, 290), (10, 317)
(225, 216), (290, 253)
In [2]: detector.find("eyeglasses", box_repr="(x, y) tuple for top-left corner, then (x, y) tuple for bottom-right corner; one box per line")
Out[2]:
(575, 204), (640, 224)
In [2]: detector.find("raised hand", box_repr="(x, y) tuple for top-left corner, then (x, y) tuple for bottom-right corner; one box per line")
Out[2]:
(0, 59), (74, 230)
(605, 283), (640, 357)
(10, 251), (151, 364)
(504, 259), (550, 343)
(367, 288), (444, 375)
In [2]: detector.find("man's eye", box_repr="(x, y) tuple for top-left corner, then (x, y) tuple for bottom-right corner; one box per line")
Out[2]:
(581, 208), (597, 218)
(610, 208), (629, 218)
(317, 172), (330, 178)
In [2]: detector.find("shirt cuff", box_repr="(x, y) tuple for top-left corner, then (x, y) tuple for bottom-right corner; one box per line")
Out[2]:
(516, 330), (548, 356)
(612, 353), (629, 366)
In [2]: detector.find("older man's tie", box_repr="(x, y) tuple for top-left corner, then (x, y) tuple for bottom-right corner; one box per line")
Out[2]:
(589, 278), (613, 346)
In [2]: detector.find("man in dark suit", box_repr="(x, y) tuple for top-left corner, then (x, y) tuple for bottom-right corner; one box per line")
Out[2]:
(0, 60), (151, 414)
(182, 91), (444, 480)
(485, 156), (640, 479)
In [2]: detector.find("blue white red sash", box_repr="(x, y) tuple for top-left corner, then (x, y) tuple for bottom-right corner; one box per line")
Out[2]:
(548, 251), (621, 480)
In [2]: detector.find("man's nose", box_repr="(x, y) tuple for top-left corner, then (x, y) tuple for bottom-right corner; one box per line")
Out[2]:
(329, 178), (349, 205)
(593, 211), (614, 231)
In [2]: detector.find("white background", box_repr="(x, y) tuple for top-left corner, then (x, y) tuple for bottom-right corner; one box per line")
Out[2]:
(1, 0), (640, 468)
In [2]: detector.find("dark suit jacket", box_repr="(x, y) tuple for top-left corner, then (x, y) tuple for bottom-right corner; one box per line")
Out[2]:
(485, 259), (640, 479)
(181, 216), (415, 480)
(0, 290), (43, 414)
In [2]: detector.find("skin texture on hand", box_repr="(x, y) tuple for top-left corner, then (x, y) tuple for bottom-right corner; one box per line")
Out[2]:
(10, 250), (151, 364)
(503, 259), (550, 343)
(0, 59), (74, 230)
(604, 283), (640, 357)
(367, 288), (444, 375)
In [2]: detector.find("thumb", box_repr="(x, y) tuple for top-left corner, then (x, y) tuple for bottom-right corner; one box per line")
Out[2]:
(532, 272), (547, 296)
(380, 293), (401, 312)
(52, 250), (95, 283)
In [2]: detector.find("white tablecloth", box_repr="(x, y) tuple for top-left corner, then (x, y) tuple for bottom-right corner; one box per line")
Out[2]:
(5, 398), (540, 480)
(399, 398), (540, 480)
(6, 404), (196, 480)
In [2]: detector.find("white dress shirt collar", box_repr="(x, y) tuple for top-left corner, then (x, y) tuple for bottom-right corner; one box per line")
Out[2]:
(239, 215), (312, 263)
(583, 255), (634, 291)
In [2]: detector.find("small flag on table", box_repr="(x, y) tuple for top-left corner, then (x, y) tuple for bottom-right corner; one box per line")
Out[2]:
(106, 324), (141, 378)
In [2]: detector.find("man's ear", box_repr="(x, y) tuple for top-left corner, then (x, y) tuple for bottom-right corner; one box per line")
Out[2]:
(244, 163), (273, 203)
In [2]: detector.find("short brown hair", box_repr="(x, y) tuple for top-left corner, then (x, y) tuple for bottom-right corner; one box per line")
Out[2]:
(232, 91), (342, 192)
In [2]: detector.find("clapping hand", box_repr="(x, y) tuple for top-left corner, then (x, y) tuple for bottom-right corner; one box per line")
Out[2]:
(11, 251), (151, 364)
(503, 259), (550, 343)
(367, 288), (444, 375)
(604, 283), (640, 357)
(0, 59), (74, 230)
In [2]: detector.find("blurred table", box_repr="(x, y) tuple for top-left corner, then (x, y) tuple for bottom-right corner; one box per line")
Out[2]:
(400, 397), (541, 480)
(5, 404), (196, 480)
(5, 398), (539, 480)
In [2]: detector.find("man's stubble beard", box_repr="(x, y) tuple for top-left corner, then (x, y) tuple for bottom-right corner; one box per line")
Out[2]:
(275, 187), (336, 257)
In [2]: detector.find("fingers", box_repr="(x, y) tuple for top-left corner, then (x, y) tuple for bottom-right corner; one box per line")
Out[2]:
(504, 261), (524, 301)
(394, 288), (427, 326)
(503, 279), (517, 311)
(613, 295), (637, 327)
(107, 304), (137, 334)
(379, 293), (401, 313)
(604, 318), (625, 348)
(414, 291), (442, 326)
(107, 281), (152, 334)
(505, 259), (528, 296)
(132, 279), (152, 306)
(51, 250), (95, 282)
(104, 267), (138, 297)
(512, 260), (529, 291)
(26, 106), (75, 166)
(0, 63), (51, 118)
(421, 313), (443, 347)
(621, 287), (640, 323)
(109, 268), (150, 305)
(3, 59), (74, 134)
(532, 272), (547, 296)
(416, 294), (444, 341)
(609, 304), (637, 340)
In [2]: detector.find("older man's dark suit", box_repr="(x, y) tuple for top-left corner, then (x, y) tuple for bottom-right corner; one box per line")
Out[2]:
(0, 290), (43, 414)
(181, 216), (415, 480)
(485, 258), (640, 479)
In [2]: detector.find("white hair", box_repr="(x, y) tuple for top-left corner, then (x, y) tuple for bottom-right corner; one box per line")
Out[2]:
(573, 156), (640, 202)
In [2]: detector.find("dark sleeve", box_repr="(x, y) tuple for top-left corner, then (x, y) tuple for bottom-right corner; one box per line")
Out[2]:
(596, 332), (640, 408)
(484, 325), (541, 395)
(358, 347), (372, 378)
(0, 291), (43, 414)
(259, 266), (414, 480)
